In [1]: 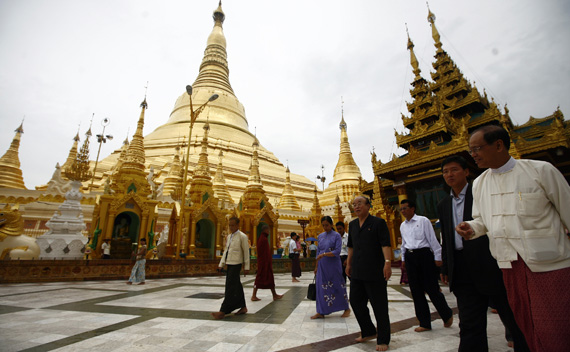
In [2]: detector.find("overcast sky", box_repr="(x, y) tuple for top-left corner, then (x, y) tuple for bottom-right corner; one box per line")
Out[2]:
(1, 0), (569, 190)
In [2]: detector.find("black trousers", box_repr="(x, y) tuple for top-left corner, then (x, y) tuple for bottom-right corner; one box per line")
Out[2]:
(453, 251), (530, 352)
(220, 264), (246, 314)
(340, 255), (348, 282)
(405, 247), (452, 329)
(349, 278), (391, 345)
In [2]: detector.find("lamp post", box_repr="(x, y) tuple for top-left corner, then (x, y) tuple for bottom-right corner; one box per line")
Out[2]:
(297, 219), (309, 240)
(316, 164), (326, 191)
(178, 85), (218, 257)
(181, 86), (219, 204)
(90, 118), (113, 188)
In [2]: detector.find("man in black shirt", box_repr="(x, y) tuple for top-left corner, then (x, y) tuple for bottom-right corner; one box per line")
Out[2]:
(346, 196), (392, 351)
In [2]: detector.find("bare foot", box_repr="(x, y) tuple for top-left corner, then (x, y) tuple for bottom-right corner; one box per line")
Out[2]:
(310, 313), (324, 319)
(251, 297), (261, 301)
(341, 309), (351, 317)
(138, 282), (145, 285)
(355, 334), (376, 343)
(444, 316), (453, 328)
(414, 326), (431, 332)
(126, 282), (132, 285)
(211, 311), (225, 320)
(273, 294), (283, 300)
(507, 341), (514, 348)
(491, 308), (498, 314)
(292, 278), (300, 282)
(376, 344), (389, 351)
(235, 307), (248, 315)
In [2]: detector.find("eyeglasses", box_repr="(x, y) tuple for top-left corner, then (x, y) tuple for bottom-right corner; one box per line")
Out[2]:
(468, 144), (488, 155)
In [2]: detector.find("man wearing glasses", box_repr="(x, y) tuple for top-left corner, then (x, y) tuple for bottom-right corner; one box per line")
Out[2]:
(457, 125), (570, 352)
(345, 196), (392, 351)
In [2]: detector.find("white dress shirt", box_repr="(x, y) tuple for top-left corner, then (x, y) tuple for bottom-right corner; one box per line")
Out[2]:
(451, 183), (469, 250)
(289, 239), (297, 254)
(400, 214), (442, 261)
(340, 232), (349, 256)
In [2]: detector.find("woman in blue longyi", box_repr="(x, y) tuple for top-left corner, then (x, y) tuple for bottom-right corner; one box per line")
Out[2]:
(311, 216), (350, 319)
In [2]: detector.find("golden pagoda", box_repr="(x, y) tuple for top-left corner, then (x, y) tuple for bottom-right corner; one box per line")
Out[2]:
(237, 139), (279, 251)
(0, 122), (26, 189)
(88, 2), (317, 211)
(89, 98), (159, 259)
(212, 149), (234, 207)
(320, 115), (362, 206)
(172, 121), (229, 259)
(306, 187), (323, 238)
(370, 7), (569, 245)
(277, 166), (301, 211)
(62, 132), (80, 176)
(161, 144), (184, 201)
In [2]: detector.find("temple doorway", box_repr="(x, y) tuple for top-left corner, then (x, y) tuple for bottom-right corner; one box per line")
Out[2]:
(195, 218), (215, 259)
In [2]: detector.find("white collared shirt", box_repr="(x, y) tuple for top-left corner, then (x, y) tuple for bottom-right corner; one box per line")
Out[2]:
(400, 214), (442, 261)
(340, 232), (349, 256)
(451, 183), (469, 250)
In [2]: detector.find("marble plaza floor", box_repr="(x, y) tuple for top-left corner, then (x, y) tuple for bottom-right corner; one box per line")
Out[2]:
(0, 269), (515, 352)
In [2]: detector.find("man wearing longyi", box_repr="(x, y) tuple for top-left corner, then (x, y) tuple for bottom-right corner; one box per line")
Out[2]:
(456, 125), (570, 352)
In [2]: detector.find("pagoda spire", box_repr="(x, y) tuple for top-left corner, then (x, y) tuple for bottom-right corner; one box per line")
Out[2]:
(0, 122), (26, 189)
(188, 122), (215, 205)
(427, 3), (443, 53)
(192, 1), (234, 95)
(112, 97), (150, 196)
(62, 131), (80, 173)
(278, 166), (301, 210)
(121, 98), (147, 173)
(246, 138), (263, 188)
(332, 113), (361, 183)
(406, 24), (422, 80)
(64, 126), (92, 182)
(162, 144), (184, 201)
(213, 149), (234, 205)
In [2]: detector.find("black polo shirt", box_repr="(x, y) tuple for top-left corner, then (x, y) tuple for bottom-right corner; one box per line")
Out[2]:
(348, 214), (391, 281)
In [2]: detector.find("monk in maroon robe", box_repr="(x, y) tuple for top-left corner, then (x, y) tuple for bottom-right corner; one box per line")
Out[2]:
(251, 224), (283, 301)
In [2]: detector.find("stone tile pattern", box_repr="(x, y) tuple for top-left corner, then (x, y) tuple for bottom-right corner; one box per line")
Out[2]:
(0, 271), (515, 352)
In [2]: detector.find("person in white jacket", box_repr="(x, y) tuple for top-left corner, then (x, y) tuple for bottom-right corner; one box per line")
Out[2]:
(456, 124), (570, 352)
(212, 217), (250, 320)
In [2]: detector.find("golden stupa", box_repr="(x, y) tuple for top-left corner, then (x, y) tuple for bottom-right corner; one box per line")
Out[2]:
(319, 115), (362, 207)
(0, 122), (26, 190)
(89, 3), (317, 210)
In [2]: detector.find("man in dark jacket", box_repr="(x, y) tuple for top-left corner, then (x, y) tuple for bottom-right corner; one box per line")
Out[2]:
(438, 155), (528, 351)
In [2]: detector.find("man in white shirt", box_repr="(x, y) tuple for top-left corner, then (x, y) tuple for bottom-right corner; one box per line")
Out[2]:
(289, 232), (301, 282)
(101, 239), (111, 259)
(212, 217), (250, 320)
(400, 199), (453, 332)
(336, 221), (349, 282)
(456, 125), (570, 352)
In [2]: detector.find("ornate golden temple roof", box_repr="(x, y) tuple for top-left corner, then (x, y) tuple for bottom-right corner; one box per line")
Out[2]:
(277, 166), (301, 211)
(0, 122), (26, 189)
(320, 114), (362, 206)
